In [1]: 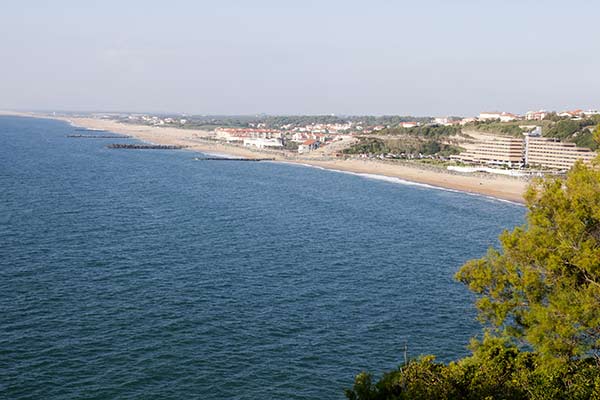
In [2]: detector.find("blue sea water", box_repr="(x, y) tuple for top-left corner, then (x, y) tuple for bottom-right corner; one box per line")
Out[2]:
(0, 116), (525, 399)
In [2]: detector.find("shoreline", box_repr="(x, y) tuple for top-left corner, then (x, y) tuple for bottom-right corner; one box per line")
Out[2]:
(0, 111), (528, 203)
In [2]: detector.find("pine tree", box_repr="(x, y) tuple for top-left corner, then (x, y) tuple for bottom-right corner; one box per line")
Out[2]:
(456, 157), (600, 365)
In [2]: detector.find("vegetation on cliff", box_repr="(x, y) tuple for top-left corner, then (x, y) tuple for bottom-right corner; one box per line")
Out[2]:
(463, 116), (600, 150)
(342, 137), (462, 158)
(346, 146), (600, 399)
(374, 124), (461, 138)
(543, 117), (600, 150)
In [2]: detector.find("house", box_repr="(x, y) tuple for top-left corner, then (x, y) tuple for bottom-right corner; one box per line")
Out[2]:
(558, 109), (585, 119)
(298, 139), (320, 153)
(291, 132), (308, 142)
(434, 117), (462, 126)
(525, 110), (549, 120)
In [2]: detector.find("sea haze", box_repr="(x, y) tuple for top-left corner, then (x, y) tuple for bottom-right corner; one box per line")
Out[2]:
(0, 116), (525, 399)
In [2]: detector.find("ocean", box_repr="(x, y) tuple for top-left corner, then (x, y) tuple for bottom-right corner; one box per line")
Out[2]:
(0, 116), (525, 399)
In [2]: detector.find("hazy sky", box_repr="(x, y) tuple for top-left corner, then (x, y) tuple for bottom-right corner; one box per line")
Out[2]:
(2, 0), (599, 116)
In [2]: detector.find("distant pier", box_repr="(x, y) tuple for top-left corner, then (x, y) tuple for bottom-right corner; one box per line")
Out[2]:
(67, 134), (131, 138)
(108, 144), (188, 150)
(193, 157), (275, 161)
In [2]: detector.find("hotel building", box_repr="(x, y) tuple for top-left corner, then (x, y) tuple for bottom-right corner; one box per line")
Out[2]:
(451, 135), (525, 167)
(453, 131), (597, 171)
(524, 135), (597, 170)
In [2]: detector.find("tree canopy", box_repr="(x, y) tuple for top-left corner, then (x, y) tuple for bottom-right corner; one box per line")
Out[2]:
(346, 134), (600, 399)
(456, 158), (600, 365)
(342, 137), (461, 157)
(375, 124), (460, 138)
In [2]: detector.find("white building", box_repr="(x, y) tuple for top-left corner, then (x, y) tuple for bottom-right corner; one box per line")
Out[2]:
(558, 109), (585, 119)
(215, 128), (283, 143)
(243, 138), (283, 149)
(524, 132), (597, 170)
(525, 110), (549, 120)
(400, 121), (419, 128)
(298, 139), (320, 153)
(479, 112), (520, 122)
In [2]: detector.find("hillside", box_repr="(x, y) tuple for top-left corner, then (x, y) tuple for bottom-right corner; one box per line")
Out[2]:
(463, 117), (600, 150)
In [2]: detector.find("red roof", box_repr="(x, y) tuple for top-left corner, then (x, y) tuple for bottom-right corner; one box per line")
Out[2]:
(303, 139), (317, 145)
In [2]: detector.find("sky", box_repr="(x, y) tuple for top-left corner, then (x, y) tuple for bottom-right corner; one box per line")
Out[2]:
(1, 0), (599, 116)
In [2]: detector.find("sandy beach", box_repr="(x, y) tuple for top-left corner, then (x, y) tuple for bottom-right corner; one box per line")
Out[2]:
(2, 112), (529, 203)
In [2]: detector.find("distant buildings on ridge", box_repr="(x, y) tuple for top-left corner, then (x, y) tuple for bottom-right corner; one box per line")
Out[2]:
(119, 106), (600, 164)
(478, 112), (520, 122)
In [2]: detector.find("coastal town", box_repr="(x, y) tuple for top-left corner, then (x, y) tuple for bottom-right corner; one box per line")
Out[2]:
(107, 108), (600, 174)
(26, 106), (597, 204)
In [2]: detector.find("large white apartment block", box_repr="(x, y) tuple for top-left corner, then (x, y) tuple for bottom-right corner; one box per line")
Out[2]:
(451, 135), (525, 167)
(453, 129), (597, 170)
(524, 134), (597, 170)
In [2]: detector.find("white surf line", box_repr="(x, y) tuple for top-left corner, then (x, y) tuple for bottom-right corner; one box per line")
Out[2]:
(196, 151), (241, 159)
(274, 161), (525, 207)
(46, 113), (523, 206)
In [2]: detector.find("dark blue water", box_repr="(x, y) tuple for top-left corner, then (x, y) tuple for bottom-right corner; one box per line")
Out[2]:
(0, 116), (524, 399)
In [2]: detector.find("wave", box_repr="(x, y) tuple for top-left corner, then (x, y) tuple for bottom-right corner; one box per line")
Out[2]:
(275, 161), (525, 207)
(198, 151), (240, 159)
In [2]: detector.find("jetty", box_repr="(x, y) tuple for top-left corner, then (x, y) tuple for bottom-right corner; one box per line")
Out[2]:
(193, 157), (275, 161)
(67, 134), (131, 138)
(107, 144), (188, 150)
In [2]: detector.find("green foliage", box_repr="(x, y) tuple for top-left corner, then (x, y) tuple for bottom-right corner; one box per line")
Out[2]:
(120, 115), (259, 129)
(120, 114), (436, 130)
(542, 118), (599, 149)
(376, 124), (460, 138)
(259, 115), (433, 129)
(574, 130), (599, 151)
(456, 159), (600, 363)
(462, 118), (599, 149)
(346, 336), (600, 400)
(594, 124), (600, 148)
(544, 119), (586, 139)
(437, 145), (463, 157)
(342, 138), (461, 157)
(346, 155), (600, 399)
(283, 140), (299, 151)
(543, 112), (564, 122)
(342, 138), (391, 154)
(468, 120), (527, 136)
(420, 140), (441, 154)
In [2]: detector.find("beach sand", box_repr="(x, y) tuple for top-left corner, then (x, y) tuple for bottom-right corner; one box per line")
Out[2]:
(2, 113), (529, 203)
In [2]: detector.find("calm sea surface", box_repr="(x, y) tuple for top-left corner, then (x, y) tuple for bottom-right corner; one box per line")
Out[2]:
(0, 116), (524, 399)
